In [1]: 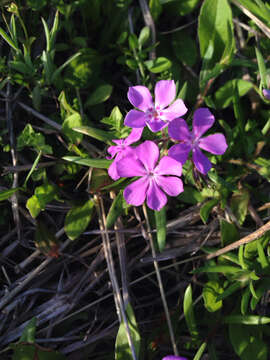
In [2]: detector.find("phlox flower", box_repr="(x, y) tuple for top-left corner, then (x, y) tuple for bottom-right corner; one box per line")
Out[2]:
(162, 356), (188, 360)
(168, 108), (228, 175)
(116, 140), (183, 211)
(107, 128), (143, 180)
(124, 80), (188, 133)
(263, 89), (270, 100)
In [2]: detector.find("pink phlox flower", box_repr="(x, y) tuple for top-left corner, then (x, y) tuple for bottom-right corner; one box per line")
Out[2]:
(124, 80), (188, 133)
(116, 140), (184, 211)
(107, 128), (143, 180)
(263, 89), (270, 100)
(168, 108), (228, 175)
(162, 356), (188, 360)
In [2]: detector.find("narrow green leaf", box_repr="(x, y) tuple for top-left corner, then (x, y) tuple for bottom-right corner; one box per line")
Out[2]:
(193, 265), (242, 274)
(50, 10), (59, 50)
(51, 52), (81, 82)
(0, 26), (19, 51)
(106, 191), (126, 229)
(73, 125), (114, 144)
(216, 282), (242, 302)
(255, 47), (267, 89)
(183, 284), (198, 339)
(115, 302), (140, 360)
(23, 151), (42, 187)
(41, 17), (50, 52)
(63, 156), (112, 169)
(65, 199), (94, 240)
(154, 207), (166, 252)
(193, 342), (207, 360)
(225, 315), (270, 325)
(241, 286), (251, 315)
(0, 187), (21, 202)
(257, 241), (268, 268)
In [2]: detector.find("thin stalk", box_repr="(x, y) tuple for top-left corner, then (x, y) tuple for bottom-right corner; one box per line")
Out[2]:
(94, 194), (138, 360)
(142, 203), (179, 356)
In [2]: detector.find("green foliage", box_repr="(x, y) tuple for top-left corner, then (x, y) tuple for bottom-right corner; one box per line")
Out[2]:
(17, 124), (52, 154)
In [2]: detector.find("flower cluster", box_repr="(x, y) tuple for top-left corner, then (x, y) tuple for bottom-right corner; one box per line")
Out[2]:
(107, 80), (228, 211)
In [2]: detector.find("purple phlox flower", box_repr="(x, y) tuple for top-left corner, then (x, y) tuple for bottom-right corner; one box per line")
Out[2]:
(124, 80), (188, 133)
(263, 89), (270, 100)
(107, 128), (143, 180)
(168, 108), (228, 175)
(116, 140), (183, 211)
(162, 356), (188, 360)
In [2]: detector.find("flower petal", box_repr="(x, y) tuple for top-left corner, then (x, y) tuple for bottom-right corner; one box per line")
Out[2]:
(155, 175), (184, 196)
(168, 118), (191, 141)
(146, 180), (167, 211)
(116, 155), (146, 177)
(135, 141), (159, 172)
(124, 177), (149, 206)
(162, 99), (188, 121)
(124, 109), (147, 128)
(193, 108), (215, 138)
(107, 145), (119, 159)
(263, 89), (270, 100)
(108, 160), (120, 180)
(124, 127), (143, 145)
(155, 156), (182, 176)
(162, 356), (188, 360)
(146, 118), (167, 132)
(168, 143), (191, 165)
(193, 147), (212, 174)
(155, 80), (176, 109)
(128, 86), (153, 111)
(199, 133), (228, 155)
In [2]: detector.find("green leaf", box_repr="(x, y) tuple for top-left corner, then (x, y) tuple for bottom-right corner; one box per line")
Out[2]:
(115, 302), (140, 360)
(26, 183), (57, 218)
(200, 199), (218, 224)
(193, 342), (207, 360)
(214, 79), (253, 109)
(64, 199), (94, 240)
(63, 156), (112, 169)
(19, 317), (36, 343)
(256, 47), (267, 90)
(229, 323), (267, 360)
(230, 189), (250, 225)
(225, 315), (270, 325)
(0, 187), (21, 202)
(138, 26), (150, 48)
(149, 0), (162, 20)
(220, 219), (239, 247)
(17, 124), (52, 154)
(144, 57), (172, 73)
(72, 125), (114, 144)
(0, 26), (19, 51)
(106, 191), (127, 229)
(86, 84), (113, 107)
(193, 265), (242, 275)
(178, 186), (204, 205)
(154, 207), (166, 252)
(257, 241), (269, 268)
(62, 112), (83, 144)
(202, 280), (223, 312)
(183, 284), (198, 339)
(198, 0), (235, 66)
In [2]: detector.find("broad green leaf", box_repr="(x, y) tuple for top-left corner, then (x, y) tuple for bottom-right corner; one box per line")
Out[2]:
(225, 315), (270, 325)
(11, 343), (66, 360)
(183, 284), (198, 339)
(63, 156), (112, 169)
(26, 183), (57, 218)
(19, 317), (36, 343)
(214, 79), (253, 109)
(202, 281), (223, 312)
(198, 0), (235, 66)
(229, 323), (267, 360)
(144, 57), (172, 73)
(62, 112), (83, 144)
(17, 124), (52, 154)
(230, 189), (250, 225)
(64, 199), (94, 240)
(149, 0), (162, 20)
(178, 186), (204, 205)
(72, 125), (114, 144)
(0, 187), (21, 202)
(193, 341), (207, 360)
(115, 302), (140, 360)
(220, 219), (239, 247)
(86, 84), (113, 107)
(200, 199), (218, 224)
(154, 207), (166, 252)
(173, 0), (200, 15)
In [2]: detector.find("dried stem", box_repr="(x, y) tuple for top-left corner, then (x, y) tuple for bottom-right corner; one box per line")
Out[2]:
(142, 203), (179, 356)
